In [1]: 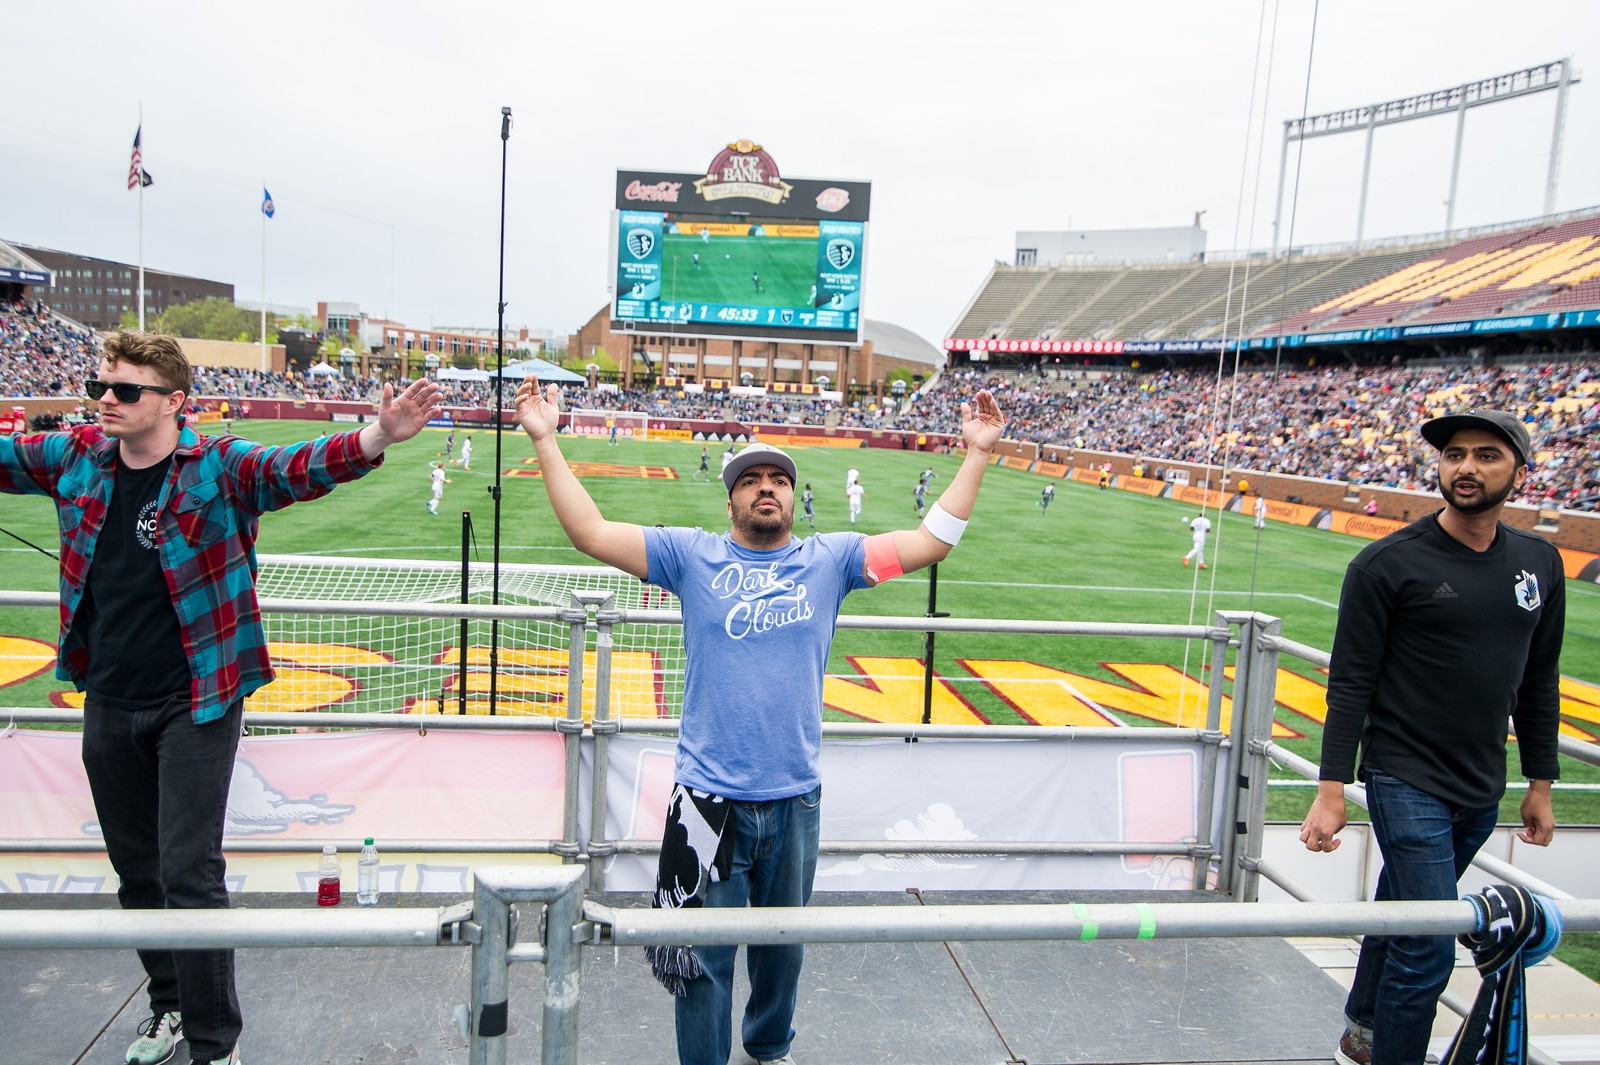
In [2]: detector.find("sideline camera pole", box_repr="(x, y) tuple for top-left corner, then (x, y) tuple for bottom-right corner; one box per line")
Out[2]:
(489, 105), (512, 717)
(921, 563), (948, 726)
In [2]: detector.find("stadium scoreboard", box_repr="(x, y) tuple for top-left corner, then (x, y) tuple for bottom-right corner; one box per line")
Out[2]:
(611, 141), (871, 346)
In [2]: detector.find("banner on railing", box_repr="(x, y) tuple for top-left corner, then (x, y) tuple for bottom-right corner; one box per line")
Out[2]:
(0, 729), (567, 894)
(591, 734), (1220, 893)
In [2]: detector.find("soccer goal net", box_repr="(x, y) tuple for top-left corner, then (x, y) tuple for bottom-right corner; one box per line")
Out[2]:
(568, 408), (649, 439)
(250, 554), (683, 723)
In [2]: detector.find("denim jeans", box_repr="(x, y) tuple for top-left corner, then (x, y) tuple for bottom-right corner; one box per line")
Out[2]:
(1344, 771), (1498, 1065)
(82, 694), (244, 1062)
(676, 786), (822, 1065)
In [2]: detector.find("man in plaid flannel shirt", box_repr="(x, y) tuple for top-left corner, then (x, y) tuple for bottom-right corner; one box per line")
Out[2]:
(0, 331), (441, 1065)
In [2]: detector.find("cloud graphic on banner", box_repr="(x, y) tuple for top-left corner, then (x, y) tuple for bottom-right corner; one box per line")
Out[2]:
(224, 759), (356, 835)
(817, 802), (979, 878)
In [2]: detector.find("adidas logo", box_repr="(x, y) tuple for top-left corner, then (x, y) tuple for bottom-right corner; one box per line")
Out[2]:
(1432, 583), (1459, 599)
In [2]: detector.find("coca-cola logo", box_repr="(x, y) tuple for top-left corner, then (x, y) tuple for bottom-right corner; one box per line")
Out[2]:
(624, 180), (682, 203)
(815, 187), (850, 213)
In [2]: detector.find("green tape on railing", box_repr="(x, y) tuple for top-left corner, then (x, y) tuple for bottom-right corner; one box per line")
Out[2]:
(1136, 903), (1156, 940)
(1072, 903), (1098, 941)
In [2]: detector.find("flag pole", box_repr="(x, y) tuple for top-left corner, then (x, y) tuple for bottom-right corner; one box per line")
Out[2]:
(137, 104), (145, 332)
(260, 182), (268, 372)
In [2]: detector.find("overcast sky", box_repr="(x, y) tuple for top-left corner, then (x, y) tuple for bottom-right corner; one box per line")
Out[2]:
(3, 1), (1596, 349)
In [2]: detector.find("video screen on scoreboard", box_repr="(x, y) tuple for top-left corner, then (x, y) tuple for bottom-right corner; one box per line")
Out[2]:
(612, 211), (865, 344)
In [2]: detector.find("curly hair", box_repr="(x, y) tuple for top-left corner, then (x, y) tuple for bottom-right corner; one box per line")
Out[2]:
(101, 331), (193, 396)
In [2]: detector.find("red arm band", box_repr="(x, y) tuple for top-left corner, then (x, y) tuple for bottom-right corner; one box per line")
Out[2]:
(864, 533), (904, 584)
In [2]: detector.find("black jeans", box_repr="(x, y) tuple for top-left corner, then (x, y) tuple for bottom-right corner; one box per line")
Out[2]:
(82, 694), (244, 1061)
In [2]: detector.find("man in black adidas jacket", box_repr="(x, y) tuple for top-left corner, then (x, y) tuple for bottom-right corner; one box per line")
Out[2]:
(1301, 407), (1565, 1065)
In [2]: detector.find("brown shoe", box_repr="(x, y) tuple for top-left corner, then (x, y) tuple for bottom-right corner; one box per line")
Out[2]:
(1335, 1029), (1371, 1065)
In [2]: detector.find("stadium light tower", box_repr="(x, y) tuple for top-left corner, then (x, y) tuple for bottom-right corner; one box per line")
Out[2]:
(1272, 58), (1580, 254)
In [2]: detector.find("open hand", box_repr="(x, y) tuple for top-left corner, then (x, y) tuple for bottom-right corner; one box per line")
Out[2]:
(960, 390), (1006, 454)
(515, 376), (561, 442)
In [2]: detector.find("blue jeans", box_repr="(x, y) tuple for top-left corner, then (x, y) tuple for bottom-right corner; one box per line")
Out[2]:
(1345, 771), (1498, 1065)
(676, 786), (821, 1065)
(82, 694), (244, 1062)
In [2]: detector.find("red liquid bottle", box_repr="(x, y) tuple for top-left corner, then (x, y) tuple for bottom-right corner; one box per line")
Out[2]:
(317, 844), (342, 906)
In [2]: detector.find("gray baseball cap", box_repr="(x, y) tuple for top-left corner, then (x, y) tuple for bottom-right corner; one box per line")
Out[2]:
(722, 442), (798, 493)
(1420, 408), (1532, 467)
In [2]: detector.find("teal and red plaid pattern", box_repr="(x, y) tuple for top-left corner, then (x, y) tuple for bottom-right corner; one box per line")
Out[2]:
(1, 421), (381, 723)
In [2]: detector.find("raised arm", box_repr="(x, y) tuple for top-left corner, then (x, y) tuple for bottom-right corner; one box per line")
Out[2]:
(516, 377), (649, 579)
(875, 390), (1005, 580)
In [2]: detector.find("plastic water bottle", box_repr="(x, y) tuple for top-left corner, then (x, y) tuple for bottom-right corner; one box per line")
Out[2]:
(317, 844), (342, 906)
(357, 838), (380, 906)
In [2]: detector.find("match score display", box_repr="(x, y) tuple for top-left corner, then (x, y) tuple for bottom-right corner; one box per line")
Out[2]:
(611, 143), (871, 345)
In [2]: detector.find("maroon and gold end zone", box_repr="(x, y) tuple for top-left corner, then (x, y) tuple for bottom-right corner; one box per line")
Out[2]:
(508, 459), (678, 480)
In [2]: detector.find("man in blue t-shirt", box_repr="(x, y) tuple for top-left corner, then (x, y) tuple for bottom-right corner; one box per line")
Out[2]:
(516, 375), (1006, 1065)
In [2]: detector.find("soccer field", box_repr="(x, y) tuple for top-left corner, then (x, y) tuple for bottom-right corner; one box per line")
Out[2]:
(659, 233), (816, 308)
(2, 420), (1598, 826)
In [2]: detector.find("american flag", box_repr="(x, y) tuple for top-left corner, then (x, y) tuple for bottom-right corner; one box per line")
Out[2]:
(127, 126), (152, 189)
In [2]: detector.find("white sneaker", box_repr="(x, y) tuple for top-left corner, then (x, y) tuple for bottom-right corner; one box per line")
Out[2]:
(197, 1050), (241, 1065)
(125, 1011), (182, 1065)
(756, 1056), (795, 1065)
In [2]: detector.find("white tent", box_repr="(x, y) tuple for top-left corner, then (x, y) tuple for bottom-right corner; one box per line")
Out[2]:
(436, 366), (490, 382)
(306, 361), (339, 376)
(495, 357), (585, 383)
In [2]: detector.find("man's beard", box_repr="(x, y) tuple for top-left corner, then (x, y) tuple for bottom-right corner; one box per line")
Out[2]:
(1441, 474), (1516, 515)
(731, 497), (792, 541)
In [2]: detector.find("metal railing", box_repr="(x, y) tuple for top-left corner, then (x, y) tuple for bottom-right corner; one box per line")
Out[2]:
(5, 590), (1600, 1064)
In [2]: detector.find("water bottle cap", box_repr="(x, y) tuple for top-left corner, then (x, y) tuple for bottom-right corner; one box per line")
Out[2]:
(365, 837), (374, 845)
(322, 844), (336, 854)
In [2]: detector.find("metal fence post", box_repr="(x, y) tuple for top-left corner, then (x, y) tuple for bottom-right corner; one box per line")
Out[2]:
(1236, 612), (1283, 902)
(587, 594), (622, 891)
(468, 875), (512, 1065)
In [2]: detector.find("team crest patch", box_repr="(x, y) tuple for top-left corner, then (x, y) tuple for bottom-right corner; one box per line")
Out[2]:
(626, 229), (655, 260)
(1514, 569), (1541, 612)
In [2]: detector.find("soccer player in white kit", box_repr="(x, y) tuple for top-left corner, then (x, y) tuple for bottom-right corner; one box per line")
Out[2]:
(846, 479), (866, 524)
(1182, 513), (1211, 568)
(459, 435), (473, 471)
(427, 461), (450, 515)
(1254, 493), (1266, 530)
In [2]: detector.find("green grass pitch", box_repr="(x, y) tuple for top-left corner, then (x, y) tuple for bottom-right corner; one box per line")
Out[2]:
(659, 233), (817, 309)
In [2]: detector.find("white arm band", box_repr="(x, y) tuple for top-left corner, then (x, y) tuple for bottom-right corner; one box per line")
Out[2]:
(922, 502), (968, 547)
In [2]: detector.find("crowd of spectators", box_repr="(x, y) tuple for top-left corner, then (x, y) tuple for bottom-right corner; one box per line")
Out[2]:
(0, 299), (100, 397)
(909, 363), (1599, 510)
(2, 303), (1595, 510)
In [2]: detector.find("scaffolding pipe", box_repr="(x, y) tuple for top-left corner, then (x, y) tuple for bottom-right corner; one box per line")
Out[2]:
(587, 897), (1600, 947)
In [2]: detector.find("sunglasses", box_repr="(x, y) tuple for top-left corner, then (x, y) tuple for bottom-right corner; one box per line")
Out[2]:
(85, 379), (178, 403)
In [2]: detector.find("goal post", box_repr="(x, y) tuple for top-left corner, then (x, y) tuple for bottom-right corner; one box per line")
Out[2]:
(249, 555), (683, 723)
(568, 408), (649, 440)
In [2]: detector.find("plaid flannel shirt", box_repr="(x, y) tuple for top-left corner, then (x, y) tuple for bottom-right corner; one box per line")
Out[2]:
(0, 421), (382, 723)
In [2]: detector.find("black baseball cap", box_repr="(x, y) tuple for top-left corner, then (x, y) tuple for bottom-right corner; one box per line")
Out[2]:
(722, 442), (798, 493)
(1420, 408), (1532, 467)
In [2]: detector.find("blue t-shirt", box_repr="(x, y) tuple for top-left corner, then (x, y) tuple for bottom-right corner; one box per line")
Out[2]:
(644, 527), (869, 800)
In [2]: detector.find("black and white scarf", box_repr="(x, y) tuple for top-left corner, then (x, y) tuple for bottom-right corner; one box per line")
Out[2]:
(645, 784), (736, 995)
(1441, 883), (1563, 1065)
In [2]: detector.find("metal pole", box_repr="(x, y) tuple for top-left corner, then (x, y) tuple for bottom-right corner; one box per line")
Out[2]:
(1355, 107), (1376, 245)
(555, 592), (593, 865)
(1545, 57), (1573, 216)
(921, 563), (947, 726)
(586, 593), (622, 891)
(459, 511), (472, 715)
(1216, 612), (1254, 897)
(540, 866), (586, 1065)
(1271, 121), (1291, 257)
(1236, 613), (1283, 903)
(1445, 87), (1469, 233)
(468, 875), (512, 1065)
(490, 105), (512, 718)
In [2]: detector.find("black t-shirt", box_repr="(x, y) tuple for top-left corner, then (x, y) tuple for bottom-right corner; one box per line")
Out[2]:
(74, 454), (190, 708)
(1320, 512), (1566, 806)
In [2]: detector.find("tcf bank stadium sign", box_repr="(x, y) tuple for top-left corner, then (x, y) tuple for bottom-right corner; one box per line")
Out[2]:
(616, 141), (871, 223)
